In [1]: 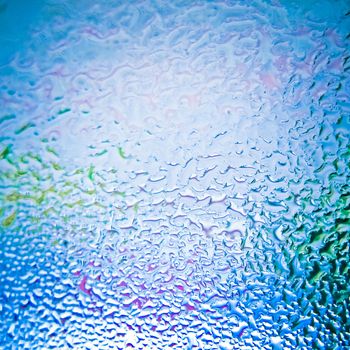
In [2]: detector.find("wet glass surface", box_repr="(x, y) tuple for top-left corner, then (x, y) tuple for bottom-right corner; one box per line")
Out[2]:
(0, 0), (349, 349)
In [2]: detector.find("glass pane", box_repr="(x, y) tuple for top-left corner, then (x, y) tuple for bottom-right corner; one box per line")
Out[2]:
(0, 0), (349, 349)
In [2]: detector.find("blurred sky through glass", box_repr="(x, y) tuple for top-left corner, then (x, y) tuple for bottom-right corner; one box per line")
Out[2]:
(0, 0), (349, 349)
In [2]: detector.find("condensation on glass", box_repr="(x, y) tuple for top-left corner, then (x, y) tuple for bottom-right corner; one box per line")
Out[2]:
(0, 0), (349, 349)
